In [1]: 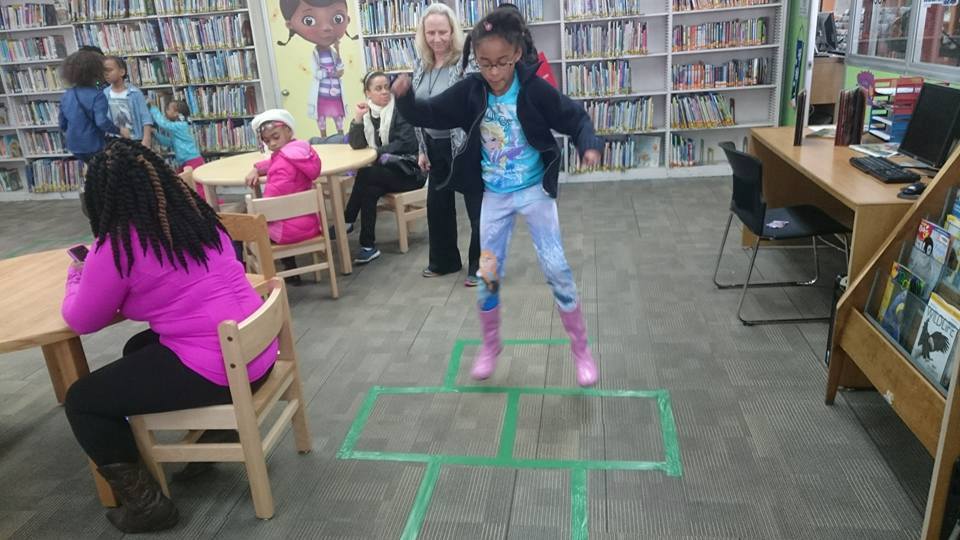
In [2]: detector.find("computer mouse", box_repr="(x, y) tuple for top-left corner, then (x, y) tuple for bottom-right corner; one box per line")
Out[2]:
(900, 182), (926, 196)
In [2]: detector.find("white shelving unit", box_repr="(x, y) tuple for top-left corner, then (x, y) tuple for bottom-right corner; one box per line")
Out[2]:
(354, 0), (786, 181)
(0, 0), (81, 200)
(0, 0), (278, 201)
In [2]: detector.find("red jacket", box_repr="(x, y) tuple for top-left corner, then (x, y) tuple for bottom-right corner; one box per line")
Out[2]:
(255, 140), (323, 244)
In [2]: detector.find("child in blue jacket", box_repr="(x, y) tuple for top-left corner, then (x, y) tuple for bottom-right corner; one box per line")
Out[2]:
(149, 100), (204, 172)
(59, 50), (121, 163)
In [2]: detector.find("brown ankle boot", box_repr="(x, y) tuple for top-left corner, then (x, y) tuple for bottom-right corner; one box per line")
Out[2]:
(98, 462), (179, 533)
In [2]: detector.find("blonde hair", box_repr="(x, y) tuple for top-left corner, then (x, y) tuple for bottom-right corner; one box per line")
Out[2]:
(415, 3), (463, 70)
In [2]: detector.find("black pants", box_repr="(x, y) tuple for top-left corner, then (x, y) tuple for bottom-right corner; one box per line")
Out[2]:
(64, 330), (270, 466)
(344, 164), (423, 248)
(425, 135), (482, 275)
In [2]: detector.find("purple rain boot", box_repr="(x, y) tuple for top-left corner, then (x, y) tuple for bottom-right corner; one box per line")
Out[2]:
(471, 305), (502, 380)
(558, 304), (598, 387)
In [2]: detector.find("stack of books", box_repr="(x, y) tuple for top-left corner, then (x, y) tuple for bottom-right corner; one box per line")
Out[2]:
(358, 0), (429, 35)
(671, 57), (769, 90)
(564, 20), (647, 58)
(0, 3), (61, 30)
(27, 158), (84, 192)
(671, 17), (768, 51)
(564, 0), (644, 19)
(0, 35), (67, 63)
(363, 37), (416, 72)
(583, 97), (656, 133)
(671, 92), (735, 129)
(459, 0), (543, 26)
(567, 135), (661, 173)
(834, 87), (866, 146)
(565, 60), (632, 97)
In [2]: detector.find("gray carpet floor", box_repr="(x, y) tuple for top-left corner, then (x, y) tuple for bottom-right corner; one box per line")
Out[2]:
(0, 178), (930, 539)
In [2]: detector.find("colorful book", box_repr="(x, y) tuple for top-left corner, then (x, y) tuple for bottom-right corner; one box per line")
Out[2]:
(878, 262), (925, 343)
(911, 292), (960, 391)
(908, 219), (952, 299)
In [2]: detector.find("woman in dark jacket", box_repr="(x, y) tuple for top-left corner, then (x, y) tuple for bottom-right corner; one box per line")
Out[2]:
(346, 71), (424, 264)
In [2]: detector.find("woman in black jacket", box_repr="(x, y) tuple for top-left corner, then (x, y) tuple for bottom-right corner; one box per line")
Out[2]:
(346, 71), (424, 264)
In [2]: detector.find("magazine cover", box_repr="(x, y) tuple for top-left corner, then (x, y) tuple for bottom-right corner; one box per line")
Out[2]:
(908, 219), (952, 298)
(911, 293), (960, 391)
(877, 262), (925, 339)
(944, 214), (960, 289)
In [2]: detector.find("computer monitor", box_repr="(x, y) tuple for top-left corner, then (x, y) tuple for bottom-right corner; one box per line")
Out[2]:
(898, 83), (960, 168)
(816, 12), (838, 54)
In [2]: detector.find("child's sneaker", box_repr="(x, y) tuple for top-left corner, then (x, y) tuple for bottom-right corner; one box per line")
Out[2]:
(354, 246), (380, 264)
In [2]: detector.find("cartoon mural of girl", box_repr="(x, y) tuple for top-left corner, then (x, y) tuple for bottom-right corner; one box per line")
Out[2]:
(278, 0), (351, 137)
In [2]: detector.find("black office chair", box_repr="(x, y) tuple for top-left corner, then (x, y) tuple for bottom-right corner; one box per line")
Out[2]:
(713, 141), (852, 325)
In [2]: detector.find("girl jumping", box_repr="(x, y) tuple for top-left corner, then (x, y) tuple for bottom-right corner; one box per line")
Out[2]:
(393, 9), (603, 386)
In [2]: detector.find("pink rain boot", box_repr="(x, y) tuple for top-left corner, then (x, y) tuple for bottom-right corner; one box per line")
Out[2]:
(471, 305), (502, 380)
(558, 304), (598, 387)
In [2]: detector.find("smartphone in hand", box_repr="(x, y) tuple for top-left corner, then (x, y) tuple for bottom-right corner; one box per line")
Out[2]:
(67, 244), (89, 263)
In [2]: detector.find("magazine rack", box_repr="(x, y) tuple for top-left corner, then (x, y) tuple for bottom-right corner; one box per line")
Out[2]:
(827, 145), (960, 539)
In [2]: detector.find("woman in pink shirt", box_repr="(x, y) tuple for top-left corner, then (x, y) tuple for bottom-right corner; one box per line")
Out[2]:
(61, 138), (278, 533)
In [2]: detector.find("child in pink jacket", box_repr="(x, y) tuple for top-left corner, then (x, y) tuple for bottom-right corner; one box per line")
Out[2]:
(246, 109), (323, 281)
(246, 109), (323, 244)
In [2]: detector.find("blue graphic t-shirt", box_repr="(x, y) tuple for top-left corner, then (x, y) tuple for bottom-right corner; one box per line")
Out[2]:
(480, 76), (544, 193)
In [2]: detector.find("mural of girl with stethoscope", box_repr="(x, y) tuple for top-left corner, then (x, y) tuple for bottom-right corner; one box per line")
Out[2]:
(278, 0), (354, 137)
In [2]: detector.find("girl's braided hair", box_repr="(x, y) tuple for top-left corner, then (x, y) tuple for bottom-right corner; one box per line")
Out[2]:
(83, 138), (225, 276)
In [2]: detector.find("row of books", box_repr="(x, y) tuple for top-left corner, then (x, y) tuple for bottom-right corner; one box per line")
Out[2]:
(190, 119), (255, 153)
(1, 66), (63, 94)
(153, 0), (247, 16)
(564, 0), (645, 19)
(68, 0), (246, 21)
(14, 100), (59, 126)
(564, 20), (647, 59)
(458, 0), (543, 26)
(0, 169), (22, 192)
(67, 0), (151, 21)
(671, 57), (770, 90)
(363, 37), (416, 72)
(567, 135), (662, 172)
(156, 14), (252, 51)
(0, 36), (67, 63)
(181, 84), (257, 119)
(673, 0), (773, 11)
(672, 17), (768, 51)
(670, 135), (715, 166)
(27, 158), (84, 192)
(565, 60), (632, 97)
(127, 50), (257, 86)
(0, 4), (61, 31)
(358, 0), (429, 35)
(670, 93), (736, 128)
(583, 97), (657, 133)
(75, 21), (159, 53)
(22, 130), (66, 156)
(0, 134), (21, 158)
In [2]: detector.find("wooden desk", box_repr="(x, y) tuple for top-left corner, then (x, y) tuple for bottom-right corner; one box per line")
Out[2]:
(0, 249), (266, 507)
(749, 127), (914, 279)
(193, 145), (377, 275)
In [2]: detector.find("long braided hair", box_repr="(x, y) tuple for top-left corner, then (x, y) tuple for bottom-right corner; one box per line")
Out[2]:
(83, 138), (224, 276)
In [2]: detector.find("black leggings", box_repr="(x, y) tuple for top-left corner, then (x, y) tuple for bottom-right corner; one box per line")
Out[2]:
(344, 164), (423, 248)
(425, 135), (482, 275)
(64, 330), (271, 466)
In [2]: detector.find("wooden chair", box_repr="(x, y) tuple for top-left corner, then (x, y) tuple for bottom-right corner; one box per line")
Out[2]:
(219, 212), (277, 279)
(245, 189), (339, 299)
(336, 176), (428, 253)
(378, 186), (428, 253)
(129, 278), (311, 519)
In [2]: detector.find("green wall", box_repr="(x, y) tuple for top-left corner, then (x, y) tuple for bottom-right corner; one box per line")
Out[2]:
(779, 0), (808, 126)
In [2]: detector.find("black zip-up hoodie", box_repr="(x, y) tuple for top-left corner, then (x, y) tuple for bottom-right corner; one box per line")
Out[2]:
(395, 61), (603, 198)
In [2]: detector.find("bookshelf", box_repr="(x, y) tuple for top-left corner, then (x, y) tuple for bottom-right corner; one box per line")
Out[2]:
(0, 0), (81, 200)
(0, 0), (276, 201)
(827, 145), (960, 540)
(353, 0), (786, 181)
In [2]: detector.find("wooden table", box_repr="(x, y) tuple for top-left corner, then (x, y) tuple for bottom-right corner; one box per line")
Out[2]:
(193, 144), (377, 275)
(0, 248), (266, 507)
(749, 127), (914, 279)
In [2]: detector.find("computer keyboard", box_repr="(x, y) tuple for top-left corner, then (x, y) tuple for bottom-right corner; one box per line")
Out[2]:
(850, 156), (921, 183)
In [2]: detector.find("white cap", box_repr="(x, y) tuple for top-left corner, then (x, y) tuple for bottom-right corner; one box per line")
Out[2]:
(252, 109), (295, 134)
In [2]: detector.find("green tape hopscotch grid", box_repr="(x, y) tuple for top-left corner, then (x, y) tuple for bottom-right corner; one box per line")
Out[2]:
(336, 339), (682, 540)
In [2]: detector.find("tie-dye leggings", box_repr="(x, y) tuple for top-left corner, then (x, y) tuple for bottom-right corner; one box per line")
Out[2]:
(477, 183), (579, 312)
